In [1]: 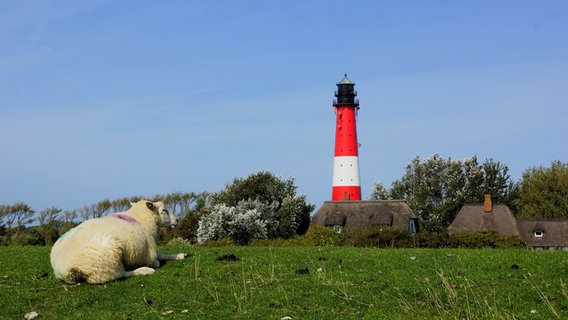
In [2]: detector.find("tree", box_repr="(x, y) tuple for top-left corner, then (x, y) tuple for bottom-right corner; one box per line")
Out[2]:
(204, 171), (314, 241)
(62, 209), (78, 224)
(111, 197), (132, 212)
(37, 207), (62, 226)
(93, 199), (112, 218)
(76, 199), (115, 222)
(371, 154), (518, 232)
(35, 207), (63, 245)
(370, 181), (390, 200)
(516, 160), (568, 218)
(78, 204), (94, 221)
(480, 158), (519, 206)
(1, 202), (36, 229)
(272, 195), (312, 238)
(0, 204), (10, 228)
(211, 171), (295, 207)
(173, 192), (211, 243)
(159, 192), (198, 218)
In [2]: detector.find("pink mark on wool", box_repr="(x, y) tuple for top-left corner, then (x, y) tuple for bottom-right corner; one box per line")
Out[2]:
(110, 213), (139, 224)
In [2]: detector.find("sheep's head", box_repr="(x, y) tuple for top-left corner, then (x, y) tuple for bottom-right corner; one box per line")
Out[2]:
(128, 200), (178, 228)
(145, 201), (178, 229)
(131, 200), (177, 228)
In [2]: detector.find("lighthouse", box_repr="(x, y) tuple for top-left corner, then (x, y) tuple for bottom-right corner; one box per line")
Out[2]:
(311, 75), (418, 233)
(310, 75), (418, 234)
(332, 74), (362, 201)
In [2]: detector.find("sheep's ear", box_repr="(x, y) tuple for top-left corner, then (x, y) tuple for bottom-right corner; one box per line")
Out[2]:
(146, 202), (155, 211)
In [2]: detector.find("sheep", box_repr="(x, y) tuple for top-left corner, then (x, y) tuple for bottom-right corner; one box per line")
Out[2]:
(50, 200), (186, 284)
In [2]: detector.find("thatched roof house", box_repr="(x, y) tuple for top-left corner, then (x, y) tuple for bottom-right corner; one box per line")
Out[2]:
(517, 219), (568, 250)
(448, 195), (568, 249)
(310, 200), (418, 234)
(448, 204), (520, 237)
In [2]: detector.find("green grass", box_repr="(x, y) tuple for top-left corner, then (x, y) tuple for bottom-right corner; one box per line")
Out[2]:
(2, 246), (568, 319)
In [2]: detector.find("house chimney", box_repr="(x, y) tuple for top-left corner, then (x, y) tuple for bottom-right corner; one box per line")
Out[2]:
(484, 195), (492, 213)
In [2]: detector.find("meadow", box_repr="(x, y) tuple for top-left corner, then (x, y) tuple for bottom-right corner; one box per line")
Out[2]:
(1, 245), (568, 319)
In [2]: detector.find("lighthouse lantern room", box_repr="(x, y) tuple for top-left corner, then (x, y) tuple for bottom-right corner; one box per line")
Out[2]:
(332, 74), (362, 201)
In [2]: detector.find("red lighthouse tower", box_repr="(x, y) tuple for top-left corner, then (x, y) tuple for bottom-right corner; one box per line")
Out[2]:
(332, 74), (362, 201)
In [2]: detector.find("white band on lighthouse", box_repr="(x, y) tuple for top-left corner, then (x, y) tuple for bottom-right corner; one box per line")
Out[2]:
(332, 156), (361, 186)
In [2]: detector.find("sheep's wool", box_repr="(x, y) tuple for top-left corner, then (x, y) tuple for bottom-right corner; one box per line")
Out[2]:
(50, 200), (183, 284)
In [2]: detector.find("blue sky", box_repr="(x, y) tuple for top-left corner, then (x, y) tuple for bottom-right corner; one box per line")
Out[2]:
(1, 1), (567, 213)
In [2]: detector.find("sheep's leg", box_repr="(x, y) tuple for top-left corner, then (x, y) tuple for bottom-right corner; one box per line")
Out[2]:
(124, 267), (155, 279)
(157, 253), (187, 261)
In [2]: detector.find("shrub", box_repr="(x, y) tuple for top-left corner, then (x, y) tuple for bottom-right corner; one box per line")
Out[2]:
(10, 229), (44, 246)
(345, 227), (414, 248)
(173, 213), (201, 244)
(448, 230), (525, 249)
(297, 225), (346, 246)
(41, 226), (60, 246)
(346, 226), (382, 247)
(209, 171), (315, 239)
(159, 227), (176, 245)
(227, 207), (267, 245)
(167, 237), (191, 247)
(197, 202), (268, 246)
(197, 204), (233, 243)
(377, 228), (414, 248)
(414, 231), (450, 248)
(497, 235), (526, 248)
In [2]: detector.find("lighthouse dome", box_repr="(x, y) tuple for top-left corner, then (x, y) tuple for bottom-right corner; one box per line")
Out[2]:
(334, 74), (358, 105)
(338, 74), (354, 85)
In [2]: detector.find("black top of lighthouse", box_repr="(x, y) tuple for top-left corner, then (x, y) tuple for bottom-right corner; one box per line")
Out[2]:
(334, 74), (359, 106)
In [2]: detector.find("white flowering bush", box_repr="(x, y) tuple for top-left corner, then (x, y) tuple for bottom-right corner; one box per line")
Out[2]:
(228, 204), (267, 245)
(196, 204), (234, 244)
(208, 171), (314, 238)
(197, 200), (269, 245)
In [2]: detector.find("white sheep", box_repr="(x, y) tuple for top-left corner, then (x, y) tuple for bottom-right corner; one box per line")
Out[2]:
(50, 200), (186, 284)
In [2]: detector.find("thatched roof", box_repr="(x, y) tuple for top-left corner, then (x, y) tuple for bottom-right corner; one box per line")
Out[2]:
(447, 204), (520, 237)
(517, 219), (568, 248)
(448, 202), (568, 248)
(310, 200), (417, 230)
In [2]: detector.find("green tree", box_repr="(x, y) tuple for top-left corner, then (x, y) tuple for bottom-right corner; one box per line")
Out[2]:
(516, 160), (568, 218)
(37, 207), (62, 226)
(208, 171), (314, 239)
(173, 192), (210, 243)
(111, 197), (133, 212)
(0, 204), (10, 228)
(62, 209), (77, 224)
(94, 199), (112, 218)
(372, 154), (518, 232)
(36, 207), (63, 245)
(6, 202), (35, 229)
(158, 191), (200, 218)
(78, 204), (94, 221)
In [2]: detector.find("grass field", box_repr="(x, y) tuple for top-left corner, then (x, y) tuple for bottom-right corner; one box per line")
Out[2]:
(2, 245), (568, 319)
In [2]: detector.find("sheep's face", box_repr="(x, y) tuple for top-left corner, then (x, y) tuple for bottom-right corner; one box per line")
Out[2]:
(146, 201), (178, 228)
